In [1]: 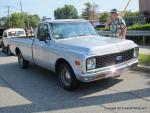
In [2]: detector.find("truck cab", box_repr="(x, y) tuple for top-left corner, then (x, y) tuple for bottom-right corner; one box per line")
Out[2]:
(2, 28), (26, 55)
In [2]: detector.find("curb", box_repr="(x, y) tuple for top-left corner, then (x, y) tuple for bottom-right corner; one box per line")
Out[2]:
(138, 65), (150, 69)
(134, 65), (150, 73)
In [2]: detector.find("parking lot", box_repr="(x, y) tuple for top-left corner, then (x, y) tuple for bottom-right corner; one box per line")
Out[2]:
(0, 49), (150, 113)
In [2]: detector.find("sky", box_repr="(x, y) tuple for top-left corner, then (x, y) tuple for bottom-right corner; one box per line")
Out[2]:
(0, 0), (139, 19)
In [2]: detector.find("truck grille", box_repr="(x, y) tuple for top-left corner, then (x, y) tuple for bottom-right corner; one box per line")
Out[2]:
(95, 49), (134, 69)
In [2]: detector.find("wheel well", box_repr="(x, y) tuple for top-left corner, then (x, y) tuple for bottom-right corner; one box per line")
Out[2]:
(55, 58), (71, 73)
(15, 48), (20, 55)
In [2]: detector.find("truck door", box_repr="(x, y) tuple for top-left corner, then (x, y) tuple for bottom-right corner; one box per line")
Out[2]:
(32, 24), (52, 69)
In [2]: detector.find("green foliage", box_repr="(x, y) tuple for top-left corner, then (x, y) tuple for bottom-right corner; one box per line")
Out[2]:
(82, 2), (99, 20)
(139, 54), (150, 65)
(128, 24), (150, 30)
(97, 24), (150, 31)
(10, 12), (25, 28)
(96, 27), (110, 31)
(100, 12), (110, 21)
(27, 14), (40, 28)
(0, 17), (7, 28)
(124, 11), (140, 17)
(54, 5), (78, 19)
(0, 12), (40, 28)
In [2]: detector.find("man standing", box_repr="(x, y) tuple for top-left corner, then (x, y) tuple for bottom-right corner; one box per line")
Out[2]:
(108, 9), (127, 39)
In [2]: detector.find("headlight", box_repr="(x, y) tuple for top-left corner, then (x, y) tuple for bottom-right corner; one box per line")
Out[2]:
(86, 58), (96, 70)
(134, 47), (139, 58)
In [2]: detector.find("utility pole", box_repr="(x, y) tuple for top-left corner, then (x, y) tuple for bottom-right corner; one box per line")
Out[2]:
(20, 1), (29, 29)
(20, 1), (23, 13)
(6, 5), (11, 28)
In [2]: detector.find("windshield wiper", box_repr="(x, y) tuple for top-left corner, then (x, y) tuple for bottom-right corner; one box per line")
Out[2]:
(79, 34), (97, 36)
(79, 34), (87, 36)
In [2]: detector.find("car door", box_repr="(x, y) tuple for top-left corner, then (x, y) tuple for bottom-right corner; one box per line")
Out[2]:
(33, 23), (53, 70)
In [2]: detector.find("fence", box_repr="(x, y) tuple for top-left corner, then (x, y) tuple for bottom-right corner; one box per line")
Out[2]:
(97, 30), (150, 44)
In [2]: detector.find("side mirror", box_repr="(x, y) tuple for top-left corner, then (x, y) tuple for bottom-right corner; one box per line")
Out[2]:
(38, 33), (50, 42)
(39, 37), (46, 41)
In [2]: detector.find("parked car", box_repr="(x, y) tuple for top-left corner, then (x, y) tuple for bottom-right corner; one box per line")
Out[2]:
(0, 28), (6, 47)
(10, 19), (139, 90)
(1, 28), (26, 55)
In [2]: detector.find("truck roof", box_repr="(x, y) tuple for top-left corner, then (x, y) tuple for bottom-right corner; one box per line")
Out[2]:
(39, 19), (89, 24)
(4, 28), (25, 33)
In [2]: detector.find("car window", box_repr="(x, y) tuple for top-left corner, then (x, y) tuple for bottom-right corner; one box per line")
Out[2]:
(15, 31), (26, 36)
(3, 32), (7, 37)
(37, 24), (49, 39)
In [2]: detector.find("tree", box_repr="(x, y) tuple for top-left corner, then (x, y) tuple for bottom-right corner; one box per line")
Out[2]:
(26, 14), (40, 28)
(123, 11), (140, 17)
(100, 12), (110, 21)
(0, 12), (40, 29)
(0, 17), (7, 28)
(82, 2), (99, 20)
(10, 12), (25, 28)
(54, 5), (78, 19)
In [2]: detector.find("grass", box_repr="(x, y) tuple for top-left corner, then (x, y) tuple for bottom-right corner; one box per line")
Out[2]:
(139, 54), (150, 65)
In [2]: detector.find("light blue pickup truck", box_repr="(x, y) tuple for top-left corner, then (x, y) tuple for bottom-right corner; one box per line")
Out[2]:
(10, 19), (139, 90)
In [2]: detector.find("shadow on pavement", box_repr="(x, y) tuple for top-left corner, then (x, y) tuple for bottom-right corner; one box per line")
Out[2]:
(132, 66), (150, 86)
(0, 61), (150, 112)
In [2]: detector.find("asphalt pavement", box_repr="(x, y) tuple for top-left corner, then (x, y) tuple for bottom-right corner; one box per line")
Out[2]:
(0, 49), (150, 113)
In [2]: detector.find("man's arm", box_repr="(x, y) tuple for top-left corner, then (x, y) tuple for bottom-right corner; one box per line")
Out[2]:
(118, 17), (127, 39)
(119, 25), (127, 39)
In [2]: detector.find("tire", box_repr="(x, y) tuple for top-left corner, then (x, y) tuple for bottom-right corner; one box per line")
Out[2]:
(57, 62), (79, 90)
(18, 52), (29, 69)
(7, 47), (12, 56)
(1, 42), (5, 52)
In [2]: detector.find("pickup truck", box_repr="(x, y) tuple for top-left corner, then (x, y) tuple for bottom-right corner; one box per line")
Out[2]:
(1, 28), (26, 55)
(10, 19), (139, 90)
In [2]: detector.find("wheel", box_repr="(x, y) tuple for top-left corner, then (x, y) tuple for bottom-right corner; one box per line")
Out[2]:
(7, 47), (12, 56)
(57, 62), (79, 90)
(18, 52), (29, 69)
(1, 42), (5, 52)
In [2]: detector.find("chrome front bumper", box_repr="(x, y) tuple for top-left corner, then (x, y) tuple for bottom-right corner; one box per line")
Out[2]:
(79, 58), (138, 82)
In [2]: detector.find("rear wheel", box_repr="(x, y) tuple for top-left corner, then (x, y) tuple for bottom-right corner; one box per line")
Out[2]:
(7, 46), (12, 56)
(18, 52), (29, 69)
(57, 62), (79, 90)
(1, 42), (5, 52)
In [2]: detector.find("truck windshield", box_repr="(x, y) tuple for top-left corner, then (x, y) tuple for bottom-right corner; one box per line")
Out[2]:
(50, 22), (97, 39)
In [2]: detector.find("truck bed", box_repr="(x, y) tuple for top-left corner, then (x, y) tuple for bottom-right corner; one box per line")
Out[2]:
(10, 36), (34, 63)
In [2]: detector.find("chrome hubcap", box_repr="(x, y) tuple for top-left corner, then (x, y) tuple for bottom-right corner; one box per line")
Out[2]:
(60, 66), (71, 86)
(18, 54), (23, 67)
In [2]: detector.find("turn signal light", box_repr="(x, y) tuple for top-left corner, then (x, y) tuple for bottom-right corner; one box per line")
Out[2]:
(75, 60), (80, 65)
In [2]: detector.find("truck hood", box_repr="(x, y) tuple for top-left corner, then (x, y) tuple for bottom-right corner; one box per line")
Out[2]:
(55, 35), (138, 56)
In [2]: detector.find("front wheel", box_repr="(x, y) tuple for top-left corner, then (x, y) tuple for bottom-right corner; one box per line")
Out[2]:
(18, 52), (29, 69)
(57, 62), (79, 90)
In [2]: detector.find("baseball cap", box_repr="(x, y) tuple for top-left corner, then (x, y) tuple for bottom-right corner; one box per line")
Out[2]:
(110, 8), (119, 14)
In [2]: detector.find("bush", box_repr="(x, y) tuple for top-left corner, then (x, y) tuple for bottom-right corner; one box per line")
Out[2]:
(139, 54), (150, 66)
(97, 24), (150, 31)
(96, 27), (110, 31)
(127, 24), (150, 30)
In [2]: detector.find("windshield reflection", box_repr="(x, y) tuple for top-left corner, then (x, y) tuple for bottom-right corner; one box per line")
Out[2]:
(51, 22), (97, 39)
